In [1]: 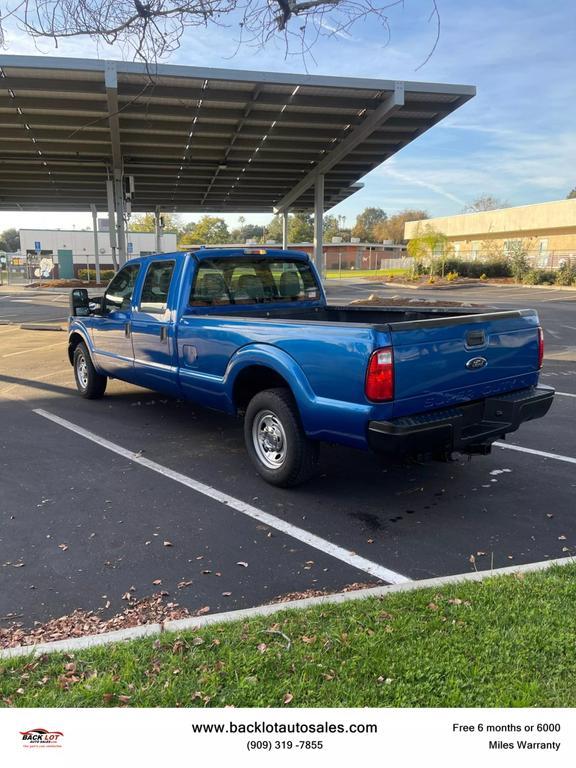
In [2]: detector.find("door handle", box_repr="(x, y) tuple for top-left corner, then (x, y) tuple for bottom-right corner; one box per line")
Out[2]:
(160, 326), (168, 342)
(124, 322), (131, 338)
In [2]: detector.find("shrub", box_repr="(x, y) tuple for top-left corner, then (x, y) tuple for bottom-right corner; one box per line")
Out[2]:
(78, 268), (115, 282)
(480, 273), (487, 281)
(522, 270), (541, 285)
(446, 271), (459, 282)
(555, 262), (576, 286)
(433, 259), (511, 279)
(413, 261), (427, 276)
(536, 270), (556, 285)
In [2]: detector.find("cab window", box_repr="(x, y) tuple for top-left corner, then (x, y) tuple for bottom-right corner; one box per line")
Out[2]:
(105, 264), (140, 310)
(139, 260), (175, 313)
(189, 258), (319, 307)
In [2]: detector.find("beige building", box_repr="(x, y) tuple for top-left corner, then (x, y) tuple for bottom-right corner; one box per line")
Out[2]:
(404, 198), (576, 267)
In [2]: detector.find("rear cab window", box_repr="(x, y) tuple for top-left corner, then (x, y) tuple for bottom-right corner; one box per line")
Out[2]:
(189, 258), (320, 307)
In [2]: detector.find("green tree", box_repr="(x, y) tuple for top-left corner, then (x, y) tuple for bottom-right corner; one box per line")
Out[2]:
(407, 224), (450, 277)
(351, 207), (387, 241)
(180, 216), (230, 245)
(230, 218), (266, 242)
(0, 228), (20, 252)
(129, 213), (181, 233)
(263, 215), (283, 243)
(373, 209), (428, 243)
(507, 240), (531, 282)
(290, 213), (314, 242)
(567, 188), (576, 199)
(263, 213), (314, 244)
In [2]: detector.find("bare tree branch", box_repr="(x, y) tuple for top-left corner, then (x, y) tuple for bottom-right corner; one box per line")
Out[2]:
(0, 0), (440, 66)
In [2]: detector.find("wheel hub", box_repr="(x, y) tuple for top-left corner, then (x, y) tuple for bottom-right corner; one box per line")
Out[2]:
(252, 410), (287, 469)
(76, 354), (88, 388)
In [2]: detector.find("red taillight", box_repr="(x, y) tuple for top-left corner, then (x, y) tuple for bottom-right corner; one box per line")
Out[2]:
(538, 327), (544, 369)
(365, 346), (394, 401)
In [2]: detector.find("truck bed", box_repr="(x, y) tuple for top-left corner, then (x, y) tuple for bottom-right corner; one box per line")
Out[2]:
(201, 303), (517, 327)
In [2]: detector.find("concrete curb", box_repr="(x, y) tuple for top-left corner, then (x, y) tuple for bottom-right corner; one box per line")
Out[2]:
(382, 281), (483, 290)
(489, 282), (576, 291)
(20, 324), (64, 331)
(0, 320), (12, 325)
(0, 623), (162, 660)
(378, 281), (576, 293)
(1, 555), (573, 660)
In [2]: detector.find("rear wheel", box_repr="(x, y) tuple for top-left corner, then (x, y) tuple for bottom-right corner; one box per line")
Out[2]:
(244, 388), (319, 487)
(73, 342), (107, 399)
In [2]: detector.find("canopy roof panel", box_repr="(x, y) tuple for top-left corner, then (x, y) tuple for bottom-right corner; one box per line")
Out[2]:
(0, 56), (475, 213)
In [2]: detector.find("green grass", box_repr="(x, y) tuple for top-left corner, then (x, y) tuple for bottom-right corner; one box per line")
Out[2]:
(2, 565), (576, 708)
(325, 268), (409, 279)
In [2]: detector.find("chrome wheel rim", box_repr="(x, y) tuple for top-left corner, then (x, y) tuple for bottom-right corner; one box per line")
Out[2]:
(252, 410), (287, 469)
(76, 354), (89, 389)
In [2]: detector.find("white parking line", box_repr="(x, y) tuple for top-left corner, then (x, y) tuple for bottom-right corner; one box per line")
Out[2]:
(2, 341), (66, 357)
(556, 391), (576, 398)
(33, 408), (411, 585)
(494, 442), (576, 465)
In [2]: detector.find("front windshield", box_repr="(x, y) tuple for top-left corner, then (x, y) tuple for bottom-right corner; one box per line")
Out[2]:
(189, 258), (321, 306)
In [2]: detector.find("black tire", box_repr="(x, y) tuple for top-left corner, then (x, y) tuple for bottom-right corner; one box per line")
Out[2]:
(244, 387), (319, 487)
(73, 342), (107, 399)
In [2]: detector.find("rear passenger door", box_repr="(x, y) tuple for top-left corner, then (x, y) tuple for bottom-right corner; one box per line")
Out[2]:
(130, 259), (179, 396)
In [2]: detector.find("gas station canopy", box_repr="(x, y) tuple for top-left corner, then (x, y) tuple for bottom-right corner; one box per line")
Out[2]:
(0, 56), (475, 214)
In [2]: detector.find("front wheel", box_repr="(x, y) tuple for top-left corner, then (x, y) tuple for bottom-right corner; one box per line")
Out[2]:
(244, 388), (319, 487)
(73, 342), (107, 399)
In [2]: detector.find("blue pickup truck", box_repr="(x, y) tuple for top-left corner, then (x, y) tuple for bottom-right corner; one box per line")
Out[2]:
(68, 248), (553, 486)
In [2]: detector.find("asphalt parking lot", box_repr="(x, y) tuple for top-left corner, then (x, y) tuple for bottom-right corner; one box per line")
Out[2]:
(1, 281), (575, 631)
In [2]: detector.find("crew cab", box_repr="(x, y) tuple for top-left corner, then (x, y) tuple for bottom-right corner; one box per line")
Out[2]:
(68, 248), (554, 486)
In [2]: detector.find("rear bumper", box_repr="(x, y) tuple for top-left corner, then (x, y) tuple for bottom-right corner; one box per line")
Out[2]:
(367, 385), (554, 457)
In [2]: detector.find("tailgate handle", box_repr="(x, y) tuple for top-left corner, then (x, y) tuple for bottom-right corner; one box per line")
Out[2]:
(466, 330), (485, 347)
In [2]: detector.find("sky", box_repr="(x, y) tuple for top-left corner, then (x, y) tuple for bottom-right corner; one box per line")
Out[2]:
(0, 0), (575, 233)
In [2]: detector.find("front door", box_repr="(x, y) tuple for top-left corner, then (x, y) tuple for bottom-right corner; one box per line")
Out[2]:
(130, 258), (179, 395)
(91, 262), (140, 377)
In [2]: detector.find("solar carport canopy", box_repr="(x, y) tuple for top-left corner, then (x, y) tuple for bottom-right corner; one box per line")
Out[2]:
(0, 55), (475, 213)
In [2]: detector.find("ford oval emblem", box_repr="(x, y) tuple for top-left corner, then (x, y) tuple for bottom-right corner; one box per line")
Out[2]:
(466, 356), (487, 370)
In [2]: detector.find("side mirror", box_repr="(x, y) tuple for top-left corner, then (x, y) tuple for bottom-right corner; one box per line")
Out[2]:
(70, 288), (90, 316)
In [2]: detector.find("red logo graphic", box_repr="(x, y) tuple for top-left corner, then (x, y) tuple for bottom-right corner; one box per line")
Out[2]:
(20, 728), (64, 748)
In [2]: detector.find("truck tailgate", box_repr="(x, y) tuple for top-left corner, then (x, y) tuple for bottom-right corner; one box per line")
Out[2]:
(388, 309), (541, 418)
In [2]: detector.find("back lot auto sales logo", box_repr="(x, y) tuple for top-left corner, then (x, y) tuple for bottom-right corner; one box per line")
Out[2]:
(20, 728), (64, 748)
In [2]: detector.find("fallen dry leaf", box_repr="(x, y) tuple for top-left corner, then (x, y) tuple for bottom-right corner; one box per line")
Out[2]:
(236, 561), (248, 568)
(283, 692), (294, 705)
(163, 541), (173, 547)
(58, 544), (68, 552)
(0, 593), (190, 650)
(152, 579), (162, 585)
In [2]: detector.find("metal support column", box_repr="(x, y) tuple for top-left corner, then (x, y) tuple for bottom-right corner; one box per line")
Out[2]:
(90, 204), (101, 284)
(282, 211), (289, 250)
(155, 207), (163, 253)
(114, 171), (127, 266)
(106, 178), (118, 271)
(313, 174), (325, 277)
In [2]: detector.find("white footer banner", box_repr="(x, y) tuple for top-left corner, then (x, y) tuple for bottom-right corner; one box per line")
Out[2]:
(1, 708), (573, 765)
